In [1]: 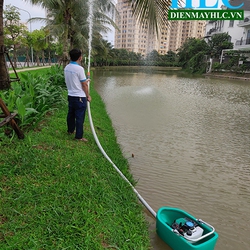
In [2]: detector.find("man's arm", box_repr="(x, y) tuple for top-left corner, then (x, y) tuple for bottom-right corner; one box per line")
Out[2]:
(81, 80), (91, 102)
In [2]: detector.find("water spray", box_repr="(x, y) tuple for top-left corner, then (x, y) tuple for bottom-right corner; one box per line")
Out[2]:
(86, 0), (156, 218)
(87, 0), (93, 73)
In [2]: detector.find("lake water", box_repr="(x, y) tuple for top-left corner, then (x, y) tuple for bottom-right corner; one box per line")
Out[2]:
(92, 68), (250, 250)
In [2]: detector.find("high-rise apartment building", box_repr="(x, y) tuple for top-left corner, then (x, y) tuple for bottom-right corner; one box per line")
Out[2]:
(114, 0), (157, 55)
(165, 20), (206, 52)
(114, 0), (206, 56)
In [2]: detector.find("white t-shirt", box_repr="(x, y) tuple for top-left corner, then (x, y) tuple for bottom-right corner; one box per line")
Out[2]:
(64, 61), (87, 97)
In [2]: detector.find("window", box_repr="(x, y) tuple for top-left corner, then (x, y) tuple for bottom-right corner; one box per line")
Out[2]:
(247, 30), (250, 44)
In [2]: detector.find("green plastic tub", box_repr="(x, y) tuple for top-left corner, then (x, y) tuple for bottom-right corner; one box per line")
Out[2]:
(156, 207), (218, 250)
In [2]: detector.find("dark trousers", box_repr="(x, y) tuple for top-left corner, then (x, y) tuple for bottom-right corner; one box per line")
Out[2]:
(67, 96), (87, 139)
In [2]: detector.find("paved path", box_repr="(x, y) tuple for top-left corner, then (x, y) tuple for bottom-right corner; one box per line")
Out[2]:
(8, 65), (53, 74)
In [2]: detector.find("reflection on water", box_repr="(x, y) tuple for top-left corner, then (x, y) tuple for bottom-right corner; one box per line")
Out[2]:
(93, 68), (250, 250)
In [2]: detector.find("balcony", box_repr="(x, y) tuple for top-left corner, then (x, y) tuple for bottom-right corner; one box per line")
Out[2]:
(206, 27), (223, 36)
(238, 16), (250, 27)
(235, 38), (250, 50)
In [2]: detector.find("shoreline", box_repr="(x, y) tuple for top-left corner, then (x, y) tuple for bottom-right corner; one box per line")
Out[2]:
(204, 72), (250, 81)
(12, 66), (250, 81)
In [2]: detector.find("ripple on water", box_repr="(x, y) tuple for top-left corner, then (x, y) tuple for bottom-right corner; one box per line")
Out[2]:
(94, 70), (250, 250)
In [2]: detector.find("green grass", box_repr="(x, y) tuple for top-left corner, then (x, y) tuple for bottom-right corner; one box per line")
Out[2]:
(9, 67), (52, 77)
(0, 69), (151, 250)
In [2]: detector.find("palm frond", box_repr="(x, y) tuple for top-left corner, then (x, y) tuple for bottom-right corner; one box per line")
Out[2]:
(130, 0), (183, 34)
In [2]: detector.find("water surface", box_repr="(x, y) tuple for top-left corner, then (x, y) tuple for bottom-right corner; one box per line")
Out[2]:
(93, 68), (250, 250)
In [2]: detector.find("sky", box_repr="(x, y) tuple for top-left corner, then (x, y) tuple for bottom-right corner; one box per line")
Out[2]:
(4, 0), (225, 44)
(4, 0), (46, 31)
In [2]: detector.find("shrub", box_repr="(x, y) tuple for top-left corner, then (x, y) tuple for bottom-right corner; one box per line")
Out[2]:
(0, 66), (65, 130)
(212, 62), (222, 71)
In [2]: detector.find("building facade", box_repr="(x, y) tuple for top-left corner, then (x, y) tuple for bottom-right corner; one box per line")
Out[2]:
(114, 0), (156, 56)
(164, 20), (206, 53)
(205, 0), (250, 50)
(114, 0), (206, 56)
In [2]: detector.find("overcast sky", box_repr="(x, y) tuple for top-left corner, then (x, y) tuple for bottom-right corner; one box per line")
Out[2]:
(4, 0), (46, 30)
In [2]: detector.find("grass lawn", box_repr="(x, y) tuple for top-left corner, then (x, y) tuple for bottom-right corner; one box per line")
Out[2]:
(0, 68), (151, 250)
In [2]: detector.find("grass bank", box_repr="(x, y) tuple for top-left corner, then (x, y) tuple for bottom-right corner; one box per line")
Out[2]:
(0, 68), (151, 249)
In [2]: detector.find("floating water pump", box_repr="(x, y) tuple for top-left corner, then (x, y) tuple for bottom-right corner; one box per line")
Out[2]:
(172, 217), (204, 241)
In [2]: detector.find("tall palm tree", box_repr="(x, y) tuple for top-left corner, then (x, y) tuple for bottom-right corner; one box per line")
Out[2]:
(25, 0), (116, 67)
(29, 0), (80, 67)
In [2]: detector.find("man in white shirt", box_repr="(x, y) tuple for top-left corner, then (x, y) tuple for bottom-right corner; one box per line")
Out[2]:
(64, 49), (91, 142)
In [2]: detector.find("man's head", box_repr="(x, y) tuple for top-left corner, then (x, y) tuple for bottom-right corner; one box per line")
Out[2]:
(69, 49), (82, 61)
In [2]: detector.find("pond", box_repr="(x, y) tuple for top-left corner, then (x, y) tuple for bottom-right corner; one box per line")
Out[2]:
(92, 67), (250, 250)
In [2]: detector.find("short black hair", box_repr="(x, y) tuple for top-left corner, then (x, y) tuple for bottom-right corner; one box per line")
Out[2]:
(69, 49), (82, 61)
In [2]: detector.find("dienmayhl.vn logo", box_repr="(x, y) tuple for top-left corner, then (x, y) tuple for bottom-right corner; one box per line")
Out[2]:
(168, 0), (245, 20)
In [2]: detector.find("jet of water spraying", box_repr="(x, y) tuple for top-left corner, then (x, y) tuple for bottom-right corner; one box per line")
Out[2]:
(87, 0), (94, 73)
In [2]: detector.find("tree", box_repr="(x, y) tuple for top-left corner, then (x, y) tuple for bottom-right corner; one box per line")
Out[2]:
(129, 51), (143, 66)
(4, 5), (28, 68)
(178, 38), (210, 73)
(178, 38), (209, 68)
(43, 30), (57, 65)
(25, 0), (116, 67)
(23, 29), (33, 66)
(207, 33), (233, 59)
(145, 50), (161, 65)
(92, 38), (113, 66)
(0, 0), (11, 90)
(164, 51), (177, 62)
(160, 51), (178, 66)
(31, 29), (48, 66)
